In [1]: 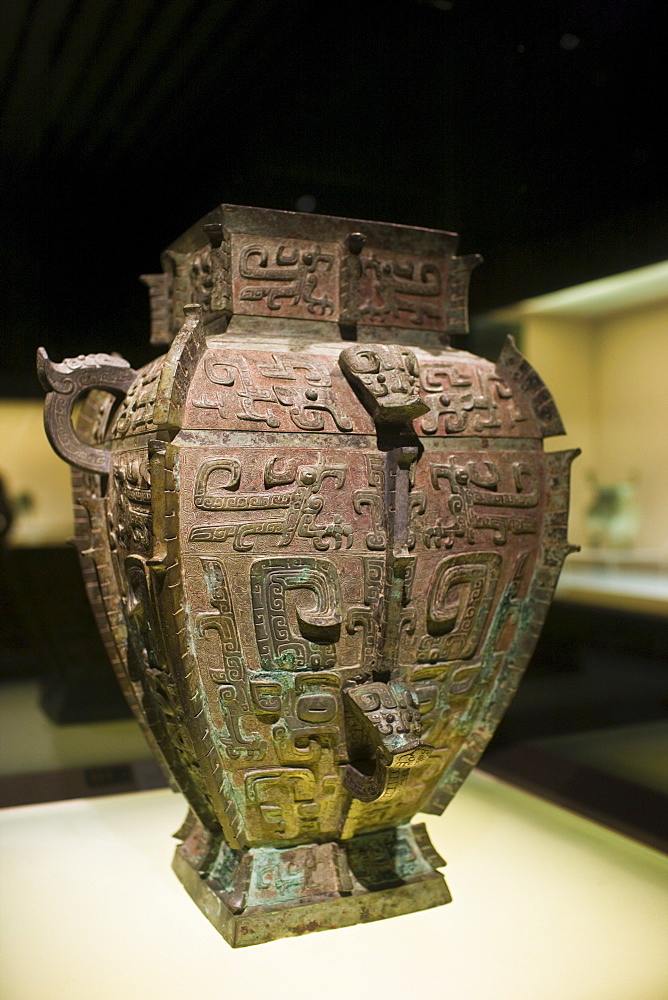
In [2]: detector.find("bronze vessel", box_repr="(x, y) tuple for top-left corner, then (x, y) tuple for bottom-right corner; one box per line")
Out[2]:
(38, 205), (577, 946)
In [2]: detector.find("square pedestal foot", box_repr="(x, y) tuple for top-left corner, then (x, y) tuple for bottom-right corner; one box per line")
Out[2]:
(173, 822), (450, 947)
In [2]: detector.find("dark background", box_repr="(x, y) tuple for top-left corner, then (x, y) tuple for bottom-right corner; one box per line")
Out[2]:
(2, 0), (666, 394)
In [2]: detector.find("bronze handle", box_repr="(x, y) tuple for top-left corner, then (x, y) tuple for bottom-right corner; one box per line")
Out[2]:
(37, 347), (137, 475)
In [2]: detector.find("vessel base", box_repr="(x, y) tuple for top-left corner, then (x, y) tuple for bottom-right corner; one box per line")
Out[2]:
(172, 821), (450, 947)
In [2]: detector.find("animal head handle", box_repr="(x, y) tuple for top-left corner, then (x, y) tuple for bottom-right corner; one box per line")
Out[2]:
(37, 348), (137, 475)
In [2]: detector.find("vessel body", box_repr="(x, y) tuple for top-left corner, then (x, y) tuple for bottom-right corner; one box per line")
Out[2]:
(39, 205), (576, 946)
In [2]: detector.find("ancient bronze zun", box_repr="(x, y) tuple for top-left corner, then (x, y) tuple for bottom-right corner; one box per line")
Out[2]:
(38, 205), (577, 946)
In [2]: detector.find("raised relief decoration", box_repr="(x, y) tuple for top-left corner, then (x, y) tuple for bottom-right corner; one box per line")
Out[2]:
(196, 558), (244, 683)
(232, 236), (339, 319)
(196, 558), (267, 761)
(356, 252), (446, 330)
(353, 456), (387, 551)
(416, 552), (502, 663)
(189, 454), (353, 552)
(251, 557), (343, 671)
(345, 556), (385, 673)
(112, 357), (163, 438)
(112, 452), (153, 553)
(245, 767), (338, 842)
(192, 351), (354, 433)
(340, 344), (429, 425)
(424, 457), (540, 548)
(141, 226), (231, 344)
(418, 358), (531, 436)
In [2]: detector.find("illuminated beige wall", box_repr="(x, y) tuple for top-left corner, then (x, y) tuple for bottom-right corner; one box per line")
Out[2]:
(593, 300), (668, 555)
(521, 300), (668, 556)
(521, 315), (596, 550)
(0, 401), (73, 546)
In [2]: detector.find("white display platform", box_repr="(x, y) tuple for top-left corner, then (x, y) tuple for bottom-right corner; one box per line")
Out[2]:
(1, 772), (666, 1000)
(556, 563), (668, 616)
